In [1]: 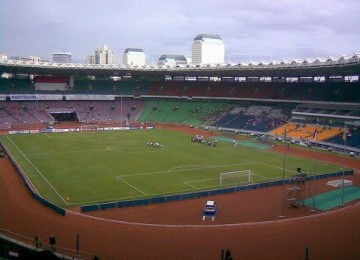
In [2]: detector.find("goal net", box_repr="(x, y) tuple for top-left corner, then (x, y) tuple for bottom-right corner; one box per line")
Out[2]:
(220, 170), (253, 186)
(80, 125), (99, 131)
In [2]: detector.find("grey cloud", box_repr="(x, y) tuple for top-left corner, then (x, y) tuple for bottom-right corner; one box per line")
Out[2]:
(1, 0), (359, 63)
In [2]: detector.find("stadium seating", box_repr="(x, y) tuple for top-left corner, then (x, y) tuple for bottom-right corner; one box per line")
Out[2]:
(0, 77), (359, 149)
(326, 128), (360, 148)
(213, 104), (289, 132)
(0, 99), (147, 126)
(137, 99), (232, 126)
(1, 77), (359, 102)
(0, 101), (42, 124)
(271, 123), (344, 142)
(0, 78), (33, 94)
(271, 123), (298, 137)
(72, 80), (152, 95)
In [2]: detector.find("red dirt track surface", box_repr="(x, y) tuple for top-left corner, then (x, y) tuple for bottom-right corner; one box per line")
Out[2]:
(1, 124), (360, 259)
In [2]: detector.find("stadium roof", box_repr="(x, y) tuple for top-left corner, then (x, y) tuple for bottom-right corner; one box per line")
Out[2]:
(124, 48), (144, 53)
(194, 34), (222, 41)
(1, 53), (359, 79)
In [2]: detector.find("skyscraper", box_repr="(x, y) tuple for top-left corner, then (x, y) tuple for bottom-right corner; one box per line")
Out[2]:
(157, 54), (187, 67)
(52, 52), (72, 63)
(123, 48), (145, 66)
(95, 45), (115, 65)
(192, 34), (225, 65)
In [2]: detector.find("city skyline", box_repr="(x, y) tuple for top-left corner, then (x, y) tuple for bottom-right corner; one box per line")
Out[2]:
(1, 0), (360, 64)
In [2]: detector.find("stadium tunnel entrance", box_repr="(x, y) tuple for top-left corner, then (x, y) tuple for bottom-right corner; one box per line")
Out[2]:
(50, 111), (78, 122)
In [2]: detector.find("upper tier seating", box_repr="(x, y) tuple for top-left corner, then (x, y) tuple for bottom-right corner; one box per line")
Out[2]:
(2, 78), (359, 103)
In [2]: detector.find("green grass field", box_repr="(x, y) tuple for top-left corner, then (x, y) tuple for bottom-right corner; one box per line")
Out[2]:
(0, 129), (344, 208)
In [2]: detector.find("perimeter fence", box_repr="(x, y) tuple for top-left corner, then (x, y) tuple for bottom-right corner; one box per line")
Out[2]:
(0, 141), (66, 216)
(81, 170), (354, 212)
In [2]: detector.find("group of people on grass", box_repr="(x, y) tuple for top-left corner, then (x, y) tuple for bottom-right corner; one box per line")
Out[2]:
(191, 135), (217, 147)
(147, 141), (163, 147)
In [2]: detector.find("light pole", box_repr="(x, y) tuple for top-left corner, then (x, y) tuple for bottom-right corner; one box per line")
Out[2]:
(279, 129), (287, 218)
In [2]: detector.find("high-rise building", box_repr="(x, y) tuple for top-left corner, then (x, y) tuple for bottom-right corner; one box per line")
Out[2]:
(52, 52), (72, 63)
(192, 34), (225, 65)
(95, 45), (115, 65)
(123, 48), (146, 66)
(157, 54), (187, 67)
(85, 55), (96, 65)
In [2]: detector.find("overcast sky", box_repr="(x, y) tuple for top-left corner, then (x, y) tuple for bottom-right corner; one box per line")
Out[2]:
(1, 0), (359, 64)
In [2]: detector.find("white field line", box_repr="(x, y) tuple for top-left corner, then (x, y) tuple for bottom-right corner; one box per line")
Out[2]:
(75, 158), (332, 205)
(168, 164), (214, 172)
(115, 176), (147, 195)
(5, 135), (68, 205)
(251, 173), (273, 182)
(108, 148), (164, 154)
(117, 162), (261, 178)
(28, 148), (107, 156)
(184, 177), (219, 189)
(183, 181), (197, 189)
(30, 144), (164, 156)
(67, 162), (297, 206)
(244, 146), (343, 172)
(43, 133), (53, 139)
(71, 187), (197, 205)
(69, 186), (202, 206)
(257, 162), (297, 175)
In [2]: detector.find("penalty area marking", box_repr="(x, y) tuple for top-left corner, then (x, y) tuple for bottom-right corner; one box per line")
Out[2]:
(184, 178), (219, 189)
(106, 145), (164, 154)
(115, 176), (147, 195)
(256, 162), (297, 175)
(117, 162), (262, 178)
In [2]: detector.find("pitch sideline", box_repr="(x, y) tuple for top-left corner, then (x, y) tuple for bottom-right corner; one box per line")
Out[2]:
(5, 135), (69, 205)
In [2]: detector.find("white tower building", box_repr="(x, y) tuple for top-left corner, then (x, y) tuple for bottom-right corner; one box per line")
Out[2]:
(192, 34), (225, 65)
(123, 48), (146, 66)
(95, 45), (115, 65)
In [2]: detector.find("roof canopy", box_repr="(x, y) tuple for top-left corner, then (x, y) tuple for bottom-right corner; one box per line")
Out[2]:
(194, 34), (222, 41)
(124, 48), (144, 53)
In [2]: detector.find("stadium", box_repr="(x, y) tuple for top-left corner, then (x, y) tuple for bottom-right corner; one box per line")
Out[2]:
(0, 55), (360, 259)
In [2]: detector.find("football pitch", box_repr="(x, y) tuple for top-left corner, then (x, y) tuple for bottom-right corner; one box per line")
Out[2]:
(0, 129), (343, 208)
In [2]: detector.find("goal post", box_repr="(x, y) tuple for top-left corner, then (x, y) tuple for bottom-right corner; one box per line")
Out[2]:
(80, 125), (99, 131)
(220, 170), (253, 186)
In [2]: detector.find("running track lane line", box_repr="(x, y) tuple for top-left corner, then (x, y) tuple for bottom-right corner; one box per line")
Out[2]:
(66, 201), (360, 228)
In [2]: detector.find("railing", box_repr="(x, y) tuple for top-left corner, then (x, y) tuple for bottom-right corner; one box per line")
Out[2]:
(0, 228), (99, 259)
